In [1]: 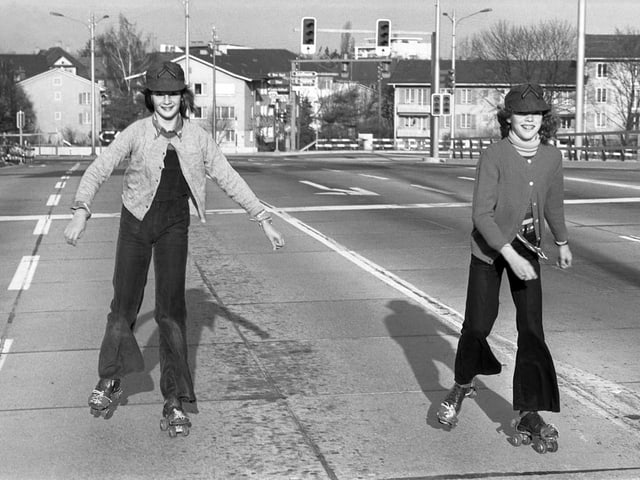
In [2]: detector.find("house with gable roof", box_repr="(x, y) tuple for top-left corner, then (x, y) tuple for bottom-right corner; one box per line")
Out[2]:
(18, 68), (101, 143)
(151, 46), (297, 153)
(2, 47), (102, 144)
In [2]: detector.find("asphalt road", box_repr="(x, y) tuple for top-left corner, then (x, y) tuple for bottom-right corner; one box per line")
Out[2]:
(0, 153), (639, 480)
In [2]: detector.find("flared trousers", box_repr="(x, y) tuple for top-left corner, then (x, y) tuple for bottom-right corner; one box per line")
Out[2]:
(454, 240), (560, 412)
(97, 198), (195, 404)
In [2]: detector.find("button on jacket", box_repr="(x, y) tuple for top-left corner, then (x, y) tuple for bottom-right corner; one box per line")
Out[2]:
(73, 116), (264, 222)
(471, 138), (569, 264)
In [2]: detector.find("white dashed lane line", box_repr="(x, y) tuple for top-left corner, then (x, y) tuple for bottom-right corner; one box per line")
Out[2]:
(8, 255), (40, 291)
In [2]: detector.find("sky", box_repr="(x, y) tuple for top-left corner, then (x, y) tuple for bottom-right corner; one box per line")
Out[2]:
(1, 0), (639, 57)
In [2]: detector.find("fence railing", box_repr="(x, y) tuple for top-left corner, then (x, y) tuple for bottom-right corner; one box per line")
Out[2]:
(316, 131), (640, 161)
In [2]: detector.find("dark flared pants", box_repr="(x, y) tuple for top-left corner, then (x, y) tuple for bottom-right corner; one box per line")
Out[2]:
(97, 199), (195, 404)
(454, 241), (560, 412)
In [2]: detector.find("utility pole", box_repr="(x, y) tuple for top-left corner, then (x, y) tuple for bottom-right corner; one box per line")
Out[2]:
(50, 11), (109, 156)
(575, 0), (586, 158)
(211, 26), (217, 140)
(430, 0), (441, 159)
(184, 0), (190, 86)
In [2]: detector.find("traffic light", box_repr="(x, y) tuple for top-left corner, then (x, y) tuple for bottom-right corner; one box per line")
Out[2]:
(301, 17), (316, 54)
(431, 93), (442, 116)
(442, 93), (452, 116)
(446, 69), (455, 88)
(376, 19), (391, 47)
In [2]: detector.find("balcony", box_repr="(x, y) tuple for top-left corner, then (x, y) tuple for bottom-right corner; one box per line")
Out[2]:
(396, 103), (430, 115)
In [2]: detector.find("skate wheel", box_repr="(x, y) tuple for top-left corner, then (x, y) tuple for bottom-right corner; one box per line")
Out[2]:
(521, 434), (532, 446)
(533, 440), (547, 454)
(546, 440), (558, 453)
(168, 426), (177, 438)
(182, 425), (190, 437)
(90, 407), (101, 418)
(160, 418), (169, 431)
(510, 434), (522, 447)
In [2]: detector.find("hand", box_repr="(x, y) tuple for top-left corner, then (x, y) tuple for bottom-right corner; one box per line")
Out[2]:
(500, 244), (538, 281)
(64, 211), (88, 246)
(556, 244), (572, 269)
(261, 221), (285, 251)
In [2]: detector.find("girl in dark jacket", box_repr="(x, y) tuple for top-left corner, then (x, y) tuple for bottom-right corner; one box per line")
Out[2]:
(436, 83), (572, 453)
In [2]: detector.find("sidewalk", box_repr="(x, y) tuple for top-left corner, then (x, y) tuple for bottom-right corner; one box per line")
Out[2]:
(1, 206), (639, 479)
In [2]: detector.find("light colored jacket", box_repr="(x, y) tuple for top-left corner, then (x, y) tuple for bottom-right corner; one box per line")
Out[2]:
(73, 116), (264, 222)
(471, 138), (569, 264)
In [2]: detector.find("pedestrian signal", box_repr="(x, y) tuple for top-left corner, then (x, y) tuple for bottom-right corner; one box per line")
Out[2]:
(301, 17), (316, 54)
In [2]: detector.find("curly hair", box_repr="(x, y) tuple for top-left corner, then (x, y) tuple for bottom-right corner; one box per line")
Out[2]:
(143, 88), (195, 118)
(496, 108), (559, 144)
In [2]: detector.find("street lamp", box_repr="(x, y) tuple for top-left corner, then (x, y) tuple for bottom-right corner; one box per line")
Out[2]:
(50, 11), (109, 156)
(442, 7), (492, 144)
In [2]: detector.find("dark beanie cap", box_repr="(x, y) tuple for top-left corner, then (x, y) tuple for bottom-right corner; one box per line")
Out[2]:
(504, 83), (551, 113)
(145, 61), (186, 92)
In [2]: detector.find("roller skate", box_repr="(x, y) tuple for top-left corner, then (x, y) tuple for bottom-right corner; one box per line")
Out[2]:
(436, 380), (477, 428)
(510, 411), (559, 453)
(160, 400), (191, 438)
(88, 378), (122, 419)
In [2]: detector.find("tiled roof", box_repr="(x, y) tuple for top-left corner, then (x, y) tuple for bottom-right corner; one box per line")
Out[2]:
(388, 59), (576, 87)
(585, 34), (640, 59)
(0, 47), (86, 79)
(0, 53), (48, 78)
(190, 48), (298, 80)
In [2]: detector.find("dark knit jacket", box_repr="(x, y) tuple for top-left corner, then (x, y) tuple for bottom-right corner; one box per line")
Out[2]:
(471, 138), (569, 264)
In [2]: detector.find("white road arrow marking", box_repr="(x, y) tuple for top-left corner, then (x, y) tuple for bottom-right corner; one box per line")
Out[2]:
(300, 180), (379, 196)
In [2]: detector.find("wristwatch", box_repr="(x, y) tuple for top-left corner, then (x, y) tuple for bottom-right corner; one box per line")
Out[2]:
(71, 201), (92, 220)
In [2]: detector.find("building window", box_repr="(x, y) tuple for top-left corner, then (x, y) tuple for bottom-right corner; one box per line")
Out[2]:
(79, 112), (90, 125)
(221, 129), (236, 142)
(194, 83), (206, 95)
(193, 106), (207, 119)
(53, 77), (62, 86)
(54, 91), (62, 102)
(559, 117), (572, 129)
(216, 106), (235, 119)
(596, 88), (607, 103)
(459, 89), (472, 104)
(460, 113), (473, 129)
(54, 112), (62, 121)
(595, 112), (607, 128)
(596, 63), (608, 78)
(402, 88), (428, 105)
(79, 92), (91, 105)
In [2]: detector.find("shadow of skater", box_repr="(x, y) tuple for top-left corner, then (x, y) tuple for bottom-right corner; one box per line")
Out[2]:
(384, 299), (513, 435)
(121, 287), (270, 413)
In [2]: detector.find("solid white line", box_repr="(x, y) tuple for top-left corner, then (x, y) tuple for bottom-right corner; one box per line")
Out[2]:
(566, 176), (640, 191)
(46, 194), (60, 206)
(33, 217), (52, 235)
(0, 339), (14, 373)
(620, 235), (640, 243)
(359, 173), (389, 180)
(263, 202), (640, 435)
(8, 255), (40, 290)
(411, 184), (453, 195)
(458, 176), (475, 181)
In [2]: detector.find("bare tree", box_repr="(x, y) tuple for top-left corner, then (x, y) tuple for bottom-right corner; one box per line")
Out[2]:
(469, 19), (576, 93)
(605, 30), (640, 131)
(96, 14), (151, 96)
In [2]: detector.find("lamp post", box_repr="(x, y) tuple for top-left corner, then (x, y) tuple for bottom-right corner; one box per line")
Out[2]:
(50, 11), (109, 156)
(211, 26), (218, 141)
(442, 7), (491, 144)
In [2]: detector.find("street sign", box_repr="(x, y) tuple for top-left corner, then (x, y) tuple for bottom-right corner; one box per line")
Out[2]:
(16, 110), (25, 129)
(291, 71), (317, 87)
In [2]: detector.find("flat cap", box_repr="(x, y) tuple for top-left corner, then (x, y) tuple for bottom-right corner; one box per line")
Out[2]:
(504, 83), (551, 113)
